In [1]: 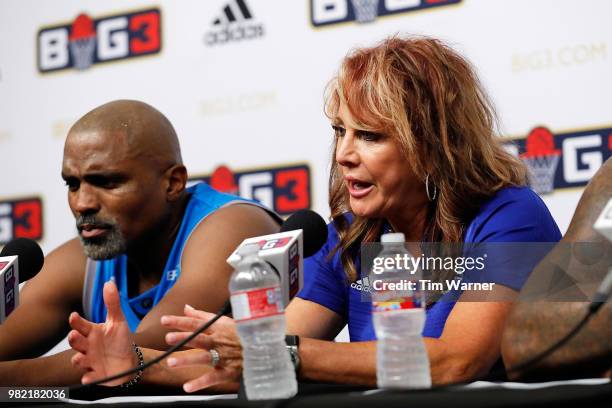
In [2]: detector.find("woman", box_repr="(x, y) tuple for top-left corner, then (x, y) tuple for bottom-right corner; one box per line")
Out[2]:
(68, 36), (561, 391)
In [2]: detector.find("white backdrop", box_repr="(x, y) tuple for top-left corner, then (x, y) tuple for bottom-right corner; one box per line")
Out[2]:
(1, 0), (611, 254)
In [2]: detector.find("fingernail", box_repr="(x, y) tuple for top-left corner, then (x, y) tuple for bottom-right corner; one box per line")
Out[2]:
(166, 333), (175, 342)
(161, 316), (169, 324)
(185, 304), (194, 311)
(184, 383), (193, 393)
(167, 358), (176, 367)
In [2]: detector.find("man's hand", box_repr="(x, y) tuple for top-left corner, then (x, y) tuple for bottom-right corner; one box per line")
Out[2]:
(68, 280), (137, 386)
(161, 305), (243, 392)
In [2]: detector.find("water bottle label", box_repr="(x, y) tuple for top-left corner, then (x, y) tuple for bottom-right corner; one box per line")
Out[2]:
(230, 286), (284, 322)
(372, 297), (419, 312)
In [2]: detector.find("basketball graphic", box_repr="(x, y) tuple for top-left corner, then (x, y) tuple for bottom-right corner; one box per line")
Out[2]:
(69, 14), (96, 70)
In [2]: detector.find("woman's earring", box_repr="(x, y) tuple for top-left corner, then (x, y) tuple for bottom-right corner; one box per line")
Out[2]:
(425, 174), (438, 202)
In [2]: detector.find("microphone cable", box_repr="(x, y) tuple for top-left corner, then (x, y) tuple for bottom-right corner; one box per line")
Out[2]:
(504, 269), (611, 376)
(503, 303), (599, 375)
(69, 300), (231, 392)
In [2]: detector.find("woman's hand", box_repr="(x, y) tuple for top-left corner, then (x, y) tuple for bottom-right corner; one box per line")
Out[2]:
(68, 280), (137, 386)
(161, 305), (243, 393)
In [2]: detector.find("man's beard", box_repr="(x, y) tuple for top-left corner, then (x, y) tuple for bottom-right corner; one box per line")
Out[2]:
(76, 215), (127, 260)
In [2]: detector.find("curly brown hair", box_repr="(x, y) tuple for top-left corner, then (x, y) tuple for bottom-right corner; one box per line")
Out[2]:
(326, 36), (527, 283)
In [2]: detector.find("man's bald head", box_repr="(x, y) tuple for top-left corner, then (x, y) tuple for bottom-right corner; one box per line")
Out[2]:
(62, 100), (188, 259)
(67, 99), (183, 167)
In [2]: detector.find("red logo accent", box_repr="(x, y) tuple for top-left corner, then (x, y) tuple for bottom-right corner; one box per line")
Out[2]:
(13, 200), (42, 240)
(210, 165), (238, 195)
(258, 237), (291, 250)
(275, 168), (310, 213)
(70, 14), (95, 40)
(0, 197), (43, 245)
(521, 127), (561, 158)
(130, 11), (161, 53)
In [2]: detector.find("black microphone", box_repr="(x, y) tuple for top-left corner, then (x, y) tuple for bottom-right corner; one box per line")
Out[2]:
(1, 238), (45, 282)
(280, 209), (328, 257)
(227, 209), (328, 306)
(0, 238), (44, 322)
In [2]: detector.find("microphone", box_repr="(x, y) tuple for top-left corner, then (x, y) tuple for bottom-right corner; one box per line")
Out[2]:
(227, 209), (327, 307)
(0, 238), (44, 322)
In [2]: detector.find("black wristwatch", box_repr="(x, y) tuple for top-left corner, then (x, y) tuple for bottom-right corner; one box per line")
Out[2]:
(285, 335), (300, 372)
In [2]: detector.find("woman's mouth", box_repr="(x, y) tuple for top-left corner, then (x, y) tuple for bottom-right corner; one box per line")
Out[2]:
(346, 178), (374, 198)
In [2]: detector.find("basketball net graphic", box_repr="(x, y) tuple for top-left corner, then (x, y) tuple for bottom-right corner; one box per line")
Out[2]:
(350, 0), (380, 23)
(520, 127), (561, 195)
(69, 14), (96, 70)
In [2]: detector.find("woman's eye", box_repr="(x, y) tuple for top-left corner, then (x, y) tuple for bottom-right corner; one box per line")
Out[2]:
(332, 125), (345, 137)
(360, 131), (381, 142)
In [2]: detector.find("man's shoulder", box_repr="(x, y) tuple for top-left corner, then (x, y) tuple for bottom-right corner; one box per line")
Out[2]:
(20, 238), (86, 305)
(181, 203), (281, 261)
(187, 182), (248, 209)
(46, 238), (87, 266)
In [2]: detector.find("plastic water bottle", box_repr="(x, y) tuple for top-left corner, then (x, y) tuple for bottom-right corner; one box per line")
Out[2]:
(229, 243), (297, 400)
(370, 232), (431, 389)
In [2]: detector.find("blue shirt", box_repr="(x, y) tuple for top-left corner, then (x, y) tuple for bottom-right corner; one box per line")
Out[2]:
(86, 182), (264, 331)
(297, 186), (562, 342)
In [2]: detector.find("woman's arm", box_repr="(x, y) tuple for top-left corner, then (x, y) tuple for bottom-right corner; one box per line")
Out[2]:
(287, 286), (514, 385)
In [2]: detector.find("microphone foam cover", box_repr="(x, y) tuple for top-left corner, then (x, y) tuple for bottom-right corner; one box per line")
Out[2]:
(281, 210), (328, 257)
(0, 238), (44, 282)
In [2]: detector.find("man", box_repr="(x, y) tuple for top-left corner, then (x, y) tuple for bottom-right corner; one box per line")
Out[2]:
(0, 100), (280, 385)
(501, 158), (612, 380)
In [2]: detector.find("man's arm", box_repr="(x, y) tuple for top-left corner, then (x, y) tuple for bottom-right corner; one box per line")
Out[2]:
(62, 204), (277, 389)
(502, 157), (612, 380)
(132, 204), (280, 350)
(0, 238), (87, 385)
(501, 301), (611, 380)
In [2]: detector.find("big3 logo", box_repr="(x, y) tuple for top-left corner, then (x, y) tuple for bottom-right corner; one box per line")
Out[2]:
(310, 0), (461, 27)
(0, 197), (43, 245)
(190, 164), (311, 216)
(37, 8), (161, 73)
(506, 125), (612, 195)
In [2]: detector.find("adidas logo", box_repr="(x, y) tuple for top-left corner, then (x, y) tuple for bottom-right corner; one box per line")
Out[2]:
(350, 276), (371, 292)
(204, 0), (265, 46)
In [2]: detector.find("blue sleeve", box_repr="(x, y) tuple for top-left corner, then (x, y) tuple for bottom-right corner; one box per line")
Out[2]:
(297, 223), (348, 319)
(462, 187), (562, 290)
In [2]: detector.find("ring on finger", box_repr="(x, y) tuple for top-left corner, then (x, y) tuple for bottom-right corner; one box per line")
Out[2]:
(210, 348), (220, 368)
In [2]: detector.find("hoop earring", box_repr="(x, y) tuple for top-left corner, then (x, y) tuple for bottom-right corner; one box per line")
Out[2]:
(425, 174), (438, 202)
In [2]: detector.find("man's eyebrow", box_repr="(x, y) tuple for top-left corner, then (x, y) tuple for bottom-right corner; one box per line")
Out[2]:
(82, 171), (127, 180)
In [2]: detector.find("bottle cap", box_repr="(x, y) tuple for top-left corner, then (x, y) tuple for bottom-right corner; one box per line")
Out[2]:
(381, 232), (405, 243)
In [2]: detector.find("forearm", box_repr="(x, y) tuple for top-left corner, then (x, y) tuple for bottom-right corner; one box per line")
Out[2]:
(298, 339), (376, 386)
(298, 337), (494, 386)
(424, 337), (493, 384)
(0, 349), (84, 386)
(501, 301), (612, 379)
